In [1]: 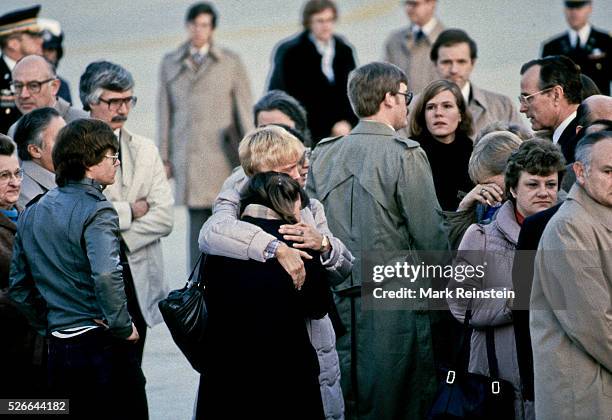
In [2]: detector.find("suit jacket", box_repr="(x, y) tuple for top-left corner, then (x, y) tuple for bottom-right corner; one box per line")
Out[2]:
(307, 120), (449, 419)
(542, 27), (611, 95)
(157, 42), (253, 208)
(0, 55), (20, 135)
(556, 115), (580, 163)
(268, 31), (357, 144)
(383, 21), (445, 94)
(7, 97), (87, 138)
(18, 160), (56, 208)
(469, 84), (524, 137)
(103, 127), (174, 327)
(530, 184), (612, 419)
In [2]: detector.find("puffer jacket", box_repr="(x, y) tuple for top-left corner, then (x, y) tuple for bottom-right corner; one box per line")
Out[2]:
(199, 168), (352, 419)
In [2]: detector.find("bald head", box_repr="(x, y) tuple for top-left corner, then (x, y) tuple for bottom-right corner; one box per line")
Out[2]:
(12, 55), (59, 114)
(583, 95), (612, 123)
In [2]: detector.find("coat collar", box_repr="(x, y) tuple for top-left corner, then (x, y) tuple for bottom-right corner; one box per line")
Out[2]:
(22, 160), (56, 191)
(350, 120), (397, 137)
(568, 183), (612, 232)
(171, 41), (223, 66)
(117, 127), (139, 188)
(492, 200), (521, 245)
(0, 209), (17, 232)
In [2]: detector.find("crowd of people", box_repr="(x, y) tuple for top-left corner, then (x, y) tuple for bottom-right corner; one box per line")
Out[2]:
(0, 0), (610, 419)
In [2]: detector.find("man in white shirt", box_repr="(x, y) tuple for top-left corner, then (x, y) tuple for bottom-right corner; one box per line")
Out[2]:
(519, 55), (582, 162)
(429, 28), (524, 138)
(541, 0), (610, 95)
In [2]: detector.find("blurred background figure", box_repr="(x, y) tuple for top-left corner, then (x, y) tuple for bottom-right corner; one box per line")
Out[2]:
(39, 18), (72, 104)
(0, 5), (42, 134)
(429, 29), (523, 138)
(383, 0), (443, 95)
(541, 0), (610, 95)
(158, 1), (253, 268)
(268, 0), (357, 144)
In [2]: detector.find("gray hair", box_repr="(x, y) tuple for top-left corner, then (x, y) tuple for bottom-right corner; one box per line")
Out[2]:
(79, 60), (134, 111)
(575, 131), (612, 170)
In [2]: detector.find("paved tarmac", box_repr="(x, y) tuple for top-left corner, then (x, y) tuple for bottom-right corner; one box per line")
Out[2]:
(141, 206), (199, 420)
(2, 1), (611, 418)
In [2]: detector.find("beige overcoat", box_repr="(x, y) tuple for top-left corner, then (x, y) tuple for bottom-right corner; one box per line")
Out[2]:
(104, 127), (174, 327)
(530, 184), (612, 420)
(383, 21), (445, 94)
(157, 41), (253, 208)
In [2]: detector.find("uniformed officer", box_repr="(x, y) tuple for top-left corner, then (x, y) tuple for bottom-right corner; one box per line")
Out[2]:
(0, 5), (42, 135)
(541, 0), (611, 95)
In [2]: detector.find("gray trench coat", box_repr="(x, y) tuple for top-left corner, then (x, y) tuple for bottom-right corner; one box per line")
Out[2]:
(307, 121), (449, 420)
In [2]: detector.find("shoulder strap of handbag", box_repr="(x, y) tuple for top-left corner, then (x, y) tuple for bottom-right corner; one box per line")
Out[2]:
(479, 222), (502, 379)
(485, 328), (501, 378)
(186, 253), (208, 288)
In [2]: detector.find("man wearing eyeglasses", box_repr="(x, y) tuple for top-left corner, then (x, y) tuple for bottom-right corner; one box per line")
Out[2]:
(7, 55), (86, 138)
(383, 0), (444, 95)
(0, 5), (43, 135)
(80, 60), (174, 366)
(520, 55), (583, 163)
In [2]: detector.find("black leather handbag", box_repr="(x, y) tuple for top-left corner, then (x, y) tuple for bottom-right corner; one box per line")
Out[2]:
(427, 307), (515, 420)
(158, 253), (208, 373)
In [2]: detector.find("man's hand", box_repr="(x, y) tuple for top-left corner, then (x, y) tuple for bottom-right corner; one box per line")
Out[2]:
(275, 242), (312, 290)
(279, 222), (324, 251)
(126, 323), (140, 342)
(130, 198), (150, 219)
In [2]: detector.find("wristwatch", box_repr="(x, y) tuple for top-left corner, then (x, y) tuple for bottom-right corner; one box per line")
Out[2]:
(319, 235), (330, 252)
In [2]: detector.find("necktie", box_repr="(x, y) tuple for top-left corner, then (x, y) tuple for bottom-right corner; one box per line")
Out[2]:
(414, 29), (425, 43)
(192, 52), (206, 68)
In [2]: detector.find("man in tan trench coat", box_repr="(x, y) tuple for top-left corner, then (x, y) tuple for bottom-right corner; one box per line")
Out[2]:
(157, 2), (253, 267)
(531, 130), (612, 420)
(307, 62), (449, 420)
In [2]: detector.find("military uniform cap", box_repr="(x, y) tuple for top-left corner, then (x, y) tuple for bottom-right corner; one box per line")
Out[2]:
(564, 0), (591, 8)
(0, 5), (41, 37)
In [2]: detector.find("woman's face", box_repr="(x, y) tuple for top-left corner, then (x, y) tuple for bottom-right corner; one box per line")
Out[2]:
(0, 154), (21, 210)
(511, 172), (558, 218)
(424, 89), (462, 144)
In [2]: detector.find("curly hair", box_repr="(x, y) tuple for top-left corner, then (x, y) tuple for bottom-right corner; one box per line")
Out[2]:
(504, 138), (566, 199)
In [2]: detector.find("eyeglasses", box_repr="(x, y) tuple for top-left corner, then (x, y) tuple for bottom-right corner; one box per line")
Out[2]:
(518, 87), (554, 106)
(98, 96), (137, 111)
(10, 78), (56, 94)
(394, 91), (414, 107)
(104, 153), (120, 165)
(0, 169), (24, 183)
